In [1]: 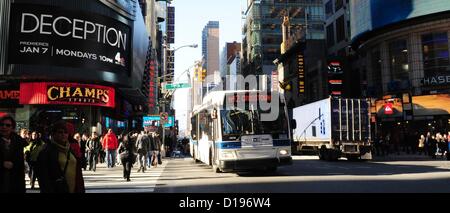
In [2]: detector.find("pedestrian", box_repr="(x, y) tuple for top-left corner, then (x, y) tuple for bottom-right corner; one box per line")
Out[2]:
(428, 135), (437, 159)
(102, 129), (119, 168)
(80, 133), (89, 170)
(86, 132), (101, 172)
(149, 132), (160, 167)
(24, 131), (45, 189)
(19, 128), (30, 145)
(0, 113), (26, 193)
(118, 133), (136, 181)
(418, 134), (425, 155)
(135, 131), (150, 172)
(35, 120), (85, 193)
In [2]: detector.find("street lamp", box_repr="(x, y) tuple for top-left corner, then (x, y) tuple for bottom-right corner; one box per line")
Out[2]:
(161, 43), (198, 157)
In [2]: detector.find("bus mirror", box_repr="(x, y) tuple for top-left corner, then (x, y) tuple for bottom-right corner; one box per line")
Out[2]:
(291, 119), (297, 129)
(211, 109), (218, 119)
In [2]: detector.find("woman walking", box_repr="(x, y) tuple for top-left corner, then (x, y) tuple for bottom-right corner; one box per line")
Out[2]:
(118, 134), (135, 181)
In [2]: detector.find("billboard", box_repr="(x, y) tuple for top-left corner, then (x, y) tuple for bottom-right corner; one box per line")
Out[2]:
(375, 98), (403, 117)
(8, 3), (131, 74)
(412, 94), (450, 116)
(19, 82), (115, 108)
(350, 0), (450, 40)
(0, 81), (21, 108)
(143, 115), (175, 128)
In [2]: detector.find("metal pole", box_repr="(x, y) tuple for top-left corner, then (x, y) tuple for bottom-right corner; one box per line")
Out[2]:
(161, 45), (198, 158)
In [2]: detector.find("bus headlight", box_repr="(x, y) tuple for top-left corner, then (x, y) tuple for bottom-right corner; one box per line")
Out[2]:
(221, 151), (235, 159)
(279, 149), (289, 156)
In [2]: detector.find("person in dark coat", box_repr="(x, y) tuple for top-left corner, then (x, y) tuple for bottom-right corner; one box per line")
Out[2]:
(35, 120), (85, 193)
(118, 134), (135, 181)
(0, 113), (26, 193)
(86, 132), (101, 172)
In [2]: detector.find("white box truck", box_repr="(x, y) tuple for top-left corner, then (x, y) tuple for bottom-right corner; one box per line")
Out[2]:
(292, 97), (372, 160)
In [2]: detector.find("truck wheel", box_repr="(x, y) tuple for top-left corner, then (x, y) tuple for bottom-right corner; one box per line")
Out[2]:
(318, 151), (324, 160)
(212, 163), (222, 173)
(330, 150), (339, 161)
(319, 145), (327, 160)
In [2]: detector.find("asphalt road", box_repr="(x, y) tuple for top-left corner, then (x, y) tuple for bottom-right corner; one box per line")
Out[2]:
(154, 155), (450, 193)
(26, 154), (450, 193)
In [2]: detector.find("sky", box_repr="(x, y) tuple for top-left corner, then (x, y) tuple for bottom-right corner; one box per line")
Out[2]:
(172, 0), (245, 134)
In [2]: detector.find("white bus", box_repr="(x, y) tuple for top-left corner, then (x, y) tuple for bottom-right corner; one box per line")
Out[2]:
(190, 90), (293, 173)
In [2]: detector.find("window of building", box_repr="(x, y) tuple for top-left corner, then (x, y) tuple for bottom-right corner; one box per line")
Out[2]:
(335, 0), (343, 12)
(421, 32), (450, 77)
(388, 39), (409, 80)
(326, 23), (335, 47)
(336, 15), (345, 43)
(325, 1), (333, 18)
(371, 48), (382, 96)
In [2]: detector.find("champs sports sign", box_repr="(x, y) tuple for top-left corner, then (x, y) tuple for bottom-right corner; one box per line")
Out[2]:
(19, 82), (115, 108)
(8, 3), (131, 74)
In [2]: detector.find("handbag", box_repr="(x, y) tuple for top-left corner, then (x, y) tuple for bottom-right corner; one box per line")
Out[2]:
(55, 149), (71, 193)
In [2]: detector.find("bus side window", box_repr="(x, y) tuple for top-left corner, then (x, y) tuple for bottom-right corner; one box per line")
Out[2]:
(191, 115), (198, 140)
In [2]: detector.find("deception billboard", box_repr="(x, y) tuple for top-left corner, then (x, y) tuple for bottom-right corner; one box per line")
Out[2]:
(8, 3), (131, 74)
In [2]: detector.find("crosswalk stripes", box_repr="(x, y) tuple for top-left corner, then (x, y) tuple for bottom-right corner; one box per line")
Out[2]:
(26, 160), (168, 193)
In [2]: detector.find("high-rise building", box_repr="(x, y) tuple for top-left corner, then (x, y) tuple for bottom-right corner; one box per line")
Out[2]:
(242, 0), (325, 82)
(324, 0), (360, 98)
(350, 0), (450, 137)
(202, 21), (220, 83)
(220, 42), (242, 77)
(220, 42), (241, 90)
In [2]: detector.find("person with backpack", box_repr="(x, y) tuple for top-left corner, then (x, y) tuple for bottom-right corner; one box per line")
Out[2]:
(35, 120), (85, 193)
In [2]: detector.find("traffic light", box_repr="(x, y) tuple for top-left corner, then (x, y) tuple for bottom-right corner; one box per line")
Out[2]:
(201, 69), (207, 81)
(194, 66), (199, 79)
(279, 81), (292, 91)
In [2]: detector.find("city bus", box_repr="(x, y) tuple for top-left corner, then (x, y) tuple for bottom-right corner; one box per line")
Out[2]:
(190, 90), (293, 173)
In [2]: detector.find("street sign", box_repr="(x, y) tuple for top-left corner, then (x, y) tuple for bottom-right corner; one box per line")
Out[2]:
(164, 83), (191, 90)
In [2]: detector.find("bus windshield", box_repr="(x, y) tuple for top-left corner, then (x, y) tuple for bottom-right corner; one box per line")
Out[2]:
(221, 105), (288, 139)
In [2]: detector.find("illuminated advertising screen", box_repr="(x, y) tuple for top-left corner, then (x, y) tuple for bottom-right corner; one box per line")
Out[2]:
(8, 3), (131, 74)
(143, 115), (175, 128)
(0, 81), (20, 107)
(412, 94), (450, 116)
(19, 82), (115, 108)
(375, 98), (403, 117)
(351, 0), (450, 40)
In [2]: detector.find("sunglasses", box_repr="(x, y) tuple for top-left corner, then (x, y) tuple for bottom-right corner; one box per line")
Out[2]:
(0, 123), (12, 128)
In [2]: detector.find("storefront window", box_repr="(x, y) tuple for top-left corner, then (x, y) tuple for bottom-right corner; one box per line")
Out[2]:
(422, 32), (450, 77)
(389, 39), (409, 80)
